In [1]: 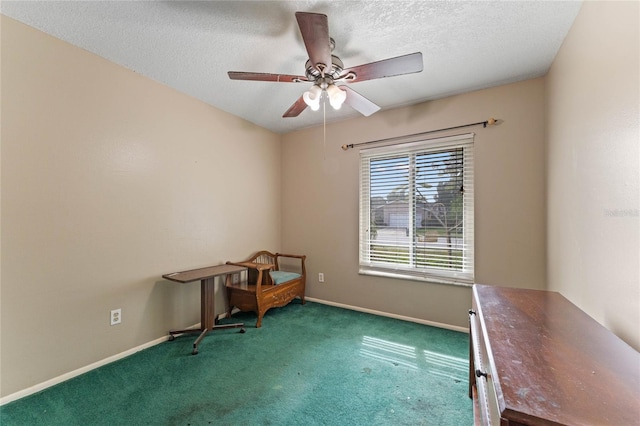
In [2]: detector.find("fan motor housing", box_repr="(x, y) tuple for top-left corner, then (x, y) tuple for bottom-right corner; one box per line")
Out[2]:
(305, 55), (344, 82)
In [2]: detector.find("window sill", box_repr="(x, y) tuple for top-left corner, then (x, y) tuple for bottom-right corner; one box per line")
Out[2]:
(359, 267), (473, 287)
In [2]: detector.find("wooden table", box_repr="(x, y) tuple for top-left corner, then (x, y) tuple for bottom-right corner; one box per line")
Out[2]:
(163, 264), (247, 355)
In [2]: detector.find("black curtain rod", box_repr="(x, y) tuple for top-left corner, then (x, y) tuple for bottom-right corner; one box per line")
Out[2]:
(341, 118), (498, 151)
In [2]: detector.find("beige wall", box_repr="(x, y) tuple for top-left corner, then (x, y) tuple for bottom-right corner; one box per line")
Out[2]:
(3, 0), (638, 402)
(1, 17), (282, 397)
(546, 1), (639, 350)
(281, 78), (547, 328)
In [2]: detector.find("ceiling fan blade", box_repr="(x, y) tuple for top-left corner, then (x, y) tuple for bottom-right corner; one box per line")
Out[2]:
(341, 86), (381, 117)
(295, 12), (332, 74)
(228, 71), (308, 83)
(339, 52), (423, 83)
(283, 95), (308, 118)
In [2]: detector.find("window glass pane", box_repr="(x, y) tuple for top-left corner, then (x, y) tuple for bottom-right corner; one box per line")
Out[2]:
(369, 155), (410, 265)
(415, 148), (464, 271)
(359, 134), (474, 285)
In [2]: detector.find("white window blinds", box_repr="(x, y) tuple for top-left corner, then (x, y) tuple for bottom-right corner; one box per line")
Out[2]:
(359, 133), (474, 285)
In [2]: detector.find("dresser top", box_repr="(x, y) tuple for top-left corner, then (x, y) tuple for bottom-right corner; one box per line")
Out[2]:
(474, 284), (640, 425)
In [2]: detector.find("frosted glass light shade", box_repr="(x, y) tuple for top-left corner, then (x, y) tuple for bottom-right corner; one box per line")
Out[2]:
(303, 85), (322, 111)
(326, 84), (347, 110)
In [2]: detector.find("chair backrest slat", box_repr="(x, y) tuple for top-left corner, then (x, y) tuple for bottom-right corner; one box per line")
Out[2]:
(254, 253), (274, 265)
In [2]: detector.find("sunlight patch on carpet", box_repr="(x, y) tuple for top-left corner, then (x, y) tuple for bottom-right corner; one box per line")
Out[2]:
(423, 349), (468, 382)
(360, 335), (419, 370)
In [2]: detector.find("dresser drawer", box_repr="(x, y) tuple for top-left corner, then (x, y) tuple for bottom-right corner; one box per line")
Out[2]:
(469, 299), (500, 426)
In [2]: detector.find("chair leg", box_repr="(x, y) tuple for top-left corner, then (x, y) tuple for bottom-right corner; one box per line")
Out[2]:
(255, 313), (263, 328)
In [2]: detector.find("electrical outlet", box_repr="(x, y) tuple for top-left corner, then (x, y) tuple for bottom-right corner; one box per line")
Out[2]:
(232, 273), (239, 284)
(318, 273), (325, 283)
(110, 308), (122, 326)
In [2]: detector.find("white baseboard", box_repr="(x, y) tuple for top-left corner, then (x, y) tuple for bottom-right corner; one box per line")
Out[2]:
(305, 297), (469, 334)
(218, 308), (240, 319)
(0, 323), (198, 406)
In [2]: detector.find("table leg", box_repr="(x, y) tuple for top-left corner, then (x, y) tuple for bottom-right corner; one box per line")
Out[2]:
(169, 274), (244, 355)
(201, 277), (215, 330)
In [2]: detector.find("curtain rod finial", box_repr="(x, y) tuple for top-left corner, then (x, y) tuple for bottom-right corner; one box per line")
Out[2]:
(487, 118), (497, 126)
(341, 144), (350, 150)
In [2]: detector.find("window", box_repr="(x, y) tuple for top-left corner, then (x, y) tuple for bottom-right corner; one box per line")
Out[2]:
(359, 133), (474, 285)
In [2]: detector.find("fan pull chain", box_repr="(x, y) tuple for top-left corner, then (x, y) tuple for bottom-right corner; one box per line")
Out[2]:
(323, 95), (327, 159)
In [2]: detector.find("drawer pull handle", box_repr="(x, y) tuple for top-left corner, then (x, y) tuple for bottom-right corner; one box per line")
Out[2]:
(475, 369), (488, 379)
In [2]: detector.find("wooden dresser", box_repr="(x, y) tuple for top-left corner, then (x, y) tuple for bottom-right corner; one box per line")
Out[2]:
(469, 284), (640, 425)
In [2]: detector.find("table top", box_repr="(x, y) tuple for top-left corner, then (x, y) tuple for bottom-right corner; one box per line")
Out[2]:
(163, 264), (247, 283)
(474, 284), (640, 425)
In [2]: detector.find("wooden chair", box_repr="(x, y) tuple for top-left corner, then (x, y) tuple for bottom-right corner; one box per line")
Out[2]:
(225, 251), (306, 328)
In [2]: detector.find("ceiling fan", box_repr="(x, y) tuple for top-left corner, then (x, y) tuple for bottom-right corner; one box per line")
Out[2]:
(228, 12), (423, 118)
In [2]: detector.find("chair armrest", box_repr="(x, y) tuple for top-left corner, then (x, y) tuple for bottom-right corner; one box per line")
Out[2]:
(275, 254), (306, 278)
(275, 254), (306, 261)
(226, 261), (277, 288)
(277, 253), (305, 259)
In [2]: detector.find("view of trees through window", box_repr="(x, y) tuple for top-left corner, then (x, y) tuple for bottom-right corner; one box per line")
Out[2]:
(368, 148), (465, 271)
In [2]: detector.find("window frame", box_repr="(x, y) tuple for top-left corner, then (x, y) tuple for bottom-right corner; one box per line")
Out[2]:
(358, 133), (475, 286)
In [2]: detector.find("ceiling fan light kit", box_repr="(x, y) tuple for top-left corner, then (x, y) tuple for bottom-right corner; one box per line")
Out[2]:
(303, 79), (346, 111)
(228, 11), (423, 119)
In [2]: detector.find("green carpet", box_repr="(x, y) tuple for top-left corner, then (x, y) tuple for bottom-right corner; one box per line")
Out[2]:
(1, 302), (472, 425)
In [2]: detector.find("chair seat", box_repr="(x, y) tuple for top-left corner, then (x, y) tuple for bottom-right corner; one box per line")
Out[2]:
(269, 271), (301, 284)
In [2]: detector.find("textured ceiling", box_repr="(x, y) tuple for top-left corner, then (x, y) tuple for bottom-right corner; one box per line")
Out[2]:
(2, 1), (582, 134)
